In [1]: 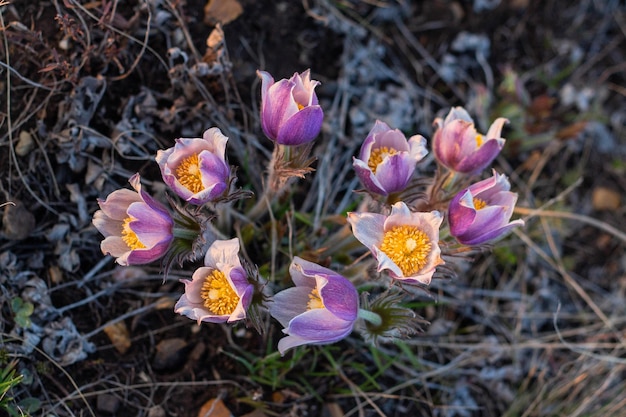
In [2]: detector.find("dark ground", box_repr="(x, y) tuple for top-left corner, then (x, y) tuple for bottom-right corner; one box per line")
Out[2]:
(1, 0), (625, 416)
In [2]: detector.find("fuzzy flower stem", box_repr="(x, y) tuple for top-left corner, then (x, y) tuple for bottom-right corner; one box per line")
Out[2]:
(358, 308), (383, 327)
(172, 227), (200, 241)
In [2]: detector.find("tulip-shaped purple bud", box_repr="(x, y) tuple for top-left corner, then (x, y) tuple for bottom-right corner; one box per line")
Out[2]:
(156, 128), (230, 205)
(92, 174), (174, 266)
(269, 257), (359, 355)
(175, 238), (253, 324)
(448, 170), (525, 245)
(257, 69), (324, 146)
(348, 202), (444, 285)
(353, 120), (428, 196)
(433, 107), (508, 175)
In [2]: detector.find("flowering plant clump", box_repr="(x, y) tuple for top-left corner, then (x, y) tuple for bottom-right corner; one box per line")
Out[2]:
(92, 68), (525, 357)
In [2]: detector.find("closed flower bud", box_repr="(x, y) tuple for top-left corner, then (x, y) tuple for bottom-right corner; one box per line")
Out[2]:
(448, 170), (524, 245)
(257, 69), (324, 146)
(433, 107), (507, 174)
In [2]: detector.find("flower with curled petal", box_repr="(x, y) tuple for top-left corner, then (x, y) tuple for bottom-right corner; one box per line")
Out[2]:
(448, 170), (524, 245)
(175, 238), (253, 324)
(92, 174), (173, 266)
(353, 120), (428, 196)
(433, 107), (507, 175)
(270, 257), (359, 355)
(348, 202), (444, 285)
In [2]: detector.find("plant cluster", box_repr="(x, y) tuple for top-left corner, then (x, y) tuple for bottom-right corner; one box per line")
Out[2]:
(92, 69), (524, 355)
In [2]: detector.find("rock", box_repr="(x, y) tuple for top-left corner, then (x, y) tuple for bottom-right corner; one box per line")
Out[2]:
(152, 338), (190, 371)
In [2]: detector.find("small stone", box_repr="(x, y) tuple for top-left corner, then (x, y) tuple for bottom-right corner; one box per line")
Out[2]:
(592, 187), (620, 211)
(152, 338), (189, 371)
(97, 393), (120, 414)
(15, 131), (35, 156)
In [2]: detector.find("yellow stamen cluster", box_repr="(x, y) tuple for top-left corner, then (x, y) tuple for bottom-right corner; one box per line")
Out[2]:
(475, 134), (484, 147)
(121, 217), (145, 250)
(175, 154), (204, 194)
(307, 288), (325, 310)
(297, 103), (305, 111)
(368, 146), (398, 174)
(379, 225), (431, 276)
(473, 197), (488, 210)
(200, 269), (240, 315)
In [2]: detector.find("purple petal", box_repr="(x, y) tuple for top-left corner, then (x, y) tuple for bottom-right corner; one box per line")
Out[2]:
(97, 188), (141, 220)
(353, 158), (387, 195)
(277, 334), (314, 355)
(276, 105), (323, 145)
(126, 240), (171, 265)
(455, 138), (504, 174)
(286, 308), (354, 342)
(262, 79), (298, 140)
(319, 274), (358, 321)
(373, 153), (415, 194)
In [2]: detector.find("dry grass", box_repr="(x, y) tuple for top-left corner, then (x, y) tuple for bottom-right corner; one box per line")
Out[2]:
(0, 0), (625, 416)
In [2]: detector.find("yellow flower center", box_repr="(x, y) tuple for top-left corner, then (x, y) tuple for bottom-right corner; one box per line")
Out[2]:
(475, 134), (483, 147)
(473, 197), (488, 210)
(297, 103), (305, 111)
(121, 217), (145, 250)
(200, 269), (240, 315)
(379, 225), (432, 276)
(368, 146), (398, 174)
(175, 154), (204, 194)
(307, 288), (325, 310)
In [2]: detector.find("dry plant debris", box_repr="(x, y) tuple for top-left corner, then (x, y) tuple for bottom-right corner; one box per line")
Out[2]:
(0, 1), (624, 416)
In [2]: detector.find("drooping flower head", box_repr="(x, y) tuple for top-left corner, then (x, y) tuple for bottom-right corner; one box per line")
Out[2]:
(348, 202), (444, 285)
(448, 170), (524, 245)
(156, 127), (230, 205)
(432, 107), (507, 175)
(353, 120), (428, 196)
(175, 238), (253, 324)
(92, 173), (173, 266)
(269, 257), (359, 355)
(257, 69), (323, 146)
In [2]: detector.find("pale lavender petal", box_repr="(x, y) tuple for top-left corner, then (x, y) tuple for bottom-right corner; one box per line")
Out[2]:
(376, 129), (411, 152)
(455, 138), (504, 174)
(352, 158), (387, 195)
(126, 240), (171, 265)
(486, 117), (508, 139)
(277, 334), (313, 355)
(270, 286), (312, 328)
(97, 189), (142, 220)
(101, 236), (129, 258)
(92, 211), (122, 237)
(407, 135), (429, 161)
(372, 246), (404, 277)
(263, 78), (297, 139)
(205, 238), (241, 269)
(347, 212), (385, 250)
(184, 267), (213, 304)
(457, 219), (525, 245)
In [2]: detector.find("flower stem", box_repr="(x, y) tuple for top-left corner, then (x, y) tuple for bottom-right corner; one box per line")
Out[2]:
(172, 226), (200, 241)
(358, 308), (382, 327)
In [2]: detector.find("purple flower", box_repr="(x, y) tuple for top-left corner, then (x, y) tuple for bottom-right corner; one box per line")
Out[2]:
(353, 120), (428, 196)
(448, 170), (524, 245)
(156, 128), (230, 205)
(348, 202), (444, 285)
(175, 238), (253, 324)
(270, 257), (359, 355)
(92, 174), (173, 266)
(257, 69), (323, 146)
(432, 107), (508, 174)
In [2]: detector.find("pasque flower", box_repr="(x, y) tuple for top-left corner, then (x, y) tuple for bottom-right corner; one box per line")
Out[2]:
(448, 170), (524, 245)
(432, 107), (508, 174)
(353, 120), (428, 196)
(348, 202), (444, 285)
(257, 69), (323, 146)
(175, 238), (253, 324)
(270, 257), (359, 355)
(92, 173), (173, 266)
(156, 127), (230, 205)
